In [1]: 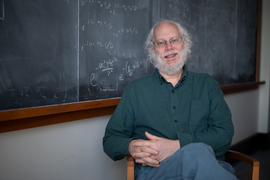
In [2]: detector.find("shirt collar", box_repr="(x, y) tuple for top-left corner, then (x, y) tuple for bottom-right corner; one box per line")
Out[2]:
(155, 64), (188, 85)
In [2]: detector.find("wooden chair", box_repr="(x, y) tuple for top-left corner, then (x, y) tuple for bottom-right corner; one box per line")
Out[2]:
(226, 150), (260, 180)
(126, 150), (260, 180)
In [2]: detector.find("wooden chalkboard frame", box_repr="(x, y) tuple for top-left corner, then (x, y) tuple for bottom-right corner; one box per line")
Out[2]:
(0, 0), (265, 133)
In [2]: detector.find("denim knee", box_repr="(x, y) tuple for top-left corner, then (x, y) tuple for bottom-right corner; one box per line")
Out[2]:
(180, 143), (215, 159)
(182, 143), (213, 152)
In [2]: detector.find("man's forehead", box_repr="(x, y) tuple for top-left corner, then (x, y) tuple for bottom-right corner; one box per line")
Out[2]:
(153, 22), (181, 39)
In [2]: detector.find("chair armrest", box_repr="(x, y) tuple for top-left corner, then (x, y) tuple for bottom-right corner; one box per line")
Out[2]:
(126, 156), (134, 180)
(225, 150), (260, 180)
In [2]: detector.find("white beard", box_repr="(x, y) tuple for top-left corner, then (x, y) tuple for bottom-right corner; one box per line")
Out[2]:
(151, 49), (188, 76)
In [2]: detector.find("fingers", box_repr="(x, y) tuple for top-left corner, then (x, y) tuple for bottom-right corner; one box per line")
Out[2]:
(135, 156), (160, 168)
(145, 131), (159, 141)
(133, 141), (158, 153)
(128, 137), (162, 167)
(129, 139), (160, 167)
(132, 146), (158, 159)
(129, 139), (159, 158)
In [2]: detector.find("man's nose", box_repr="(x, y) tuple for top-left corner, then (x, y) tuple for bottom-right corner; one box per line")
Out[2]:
(165, 41), (173, 50)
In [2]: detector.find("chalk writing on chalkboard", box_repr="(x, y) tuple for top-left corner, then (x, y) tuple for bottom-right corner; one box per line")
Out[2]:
(78, 0), (153, 101)
(0, 0), (259, 111)
(0, 0), (154, 110)
(157, 0), (257, 85)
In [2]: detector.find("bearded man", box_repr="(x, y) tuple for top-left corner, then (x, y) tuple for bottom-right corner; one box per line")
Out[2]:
(103, 19), (238, 180)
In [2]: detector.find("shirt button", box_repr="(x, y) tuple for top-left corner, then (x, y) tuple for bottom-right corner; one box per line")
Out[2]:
(173, 105), (176, 109)
(174, 120), (178, 123)
(172, 90), (175, 93)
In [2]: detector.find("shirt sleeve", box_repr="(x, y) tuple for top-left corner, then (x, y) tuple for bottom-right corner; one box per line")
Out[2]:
(102, 85), (136, 161)
(176, 76), (234, 161)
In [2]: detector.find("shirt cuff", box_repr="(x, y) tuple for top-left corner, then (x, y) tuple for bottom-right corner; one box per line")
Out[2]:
(119, 138), (134, 156)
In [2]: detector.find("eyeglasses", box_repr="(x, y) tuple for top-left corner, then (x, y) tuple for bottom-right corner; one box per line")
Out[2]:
(152, 36), (184, 48)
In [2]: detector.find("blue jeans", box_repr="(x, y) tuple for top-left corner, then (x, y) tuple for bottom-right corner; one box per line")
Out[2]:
(134, 143), (238, 180)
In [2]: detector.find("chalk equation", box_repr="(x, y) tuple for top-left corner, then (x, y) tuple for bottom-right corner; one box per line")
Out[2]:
(113, 27), (138, 37)
(81, 40), (114, 51)
(95, 57), (118, 76)
(90, 73), (119, 92)
(80, 0), (138, 14)
(0, 0), (4, 20)
(6, 87), (68, 104)
(107, 50), (137, 59)
(82, 18), (139, 38)
(100, 83), (118, 92)
(89, 58), (147, 92)
(83, 19), (113, 31)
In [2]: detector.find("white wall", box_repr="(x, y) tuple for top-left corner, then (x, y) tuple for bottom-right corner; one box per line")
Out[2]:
(258, 0), (270, 133)
(0, 115), (127, 180)
(0, 1), (269, 180)
(225, 90), (260, 144)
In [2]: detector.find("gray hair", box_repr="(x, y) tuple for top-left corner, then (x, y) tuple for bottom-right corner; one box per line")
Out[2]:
(145, 19), (192, 64)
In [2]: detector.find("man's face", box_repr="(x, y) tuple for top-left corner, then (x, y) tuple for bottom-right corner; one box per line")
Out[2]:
(152, 22), (185, 70)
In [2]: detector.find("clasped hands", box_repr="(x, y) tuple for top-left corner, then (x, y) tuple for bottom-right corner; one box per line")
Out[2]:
(128, 131), (180, 167)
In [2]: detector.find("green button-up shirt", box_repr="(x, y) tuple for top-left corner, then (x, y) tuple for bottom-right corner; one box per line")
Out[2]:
(103, 65), (234, 161)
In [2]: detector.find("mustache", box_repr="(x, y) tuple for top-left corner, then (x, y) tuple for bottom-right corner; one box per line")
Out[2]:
(161, 50), (181, 58)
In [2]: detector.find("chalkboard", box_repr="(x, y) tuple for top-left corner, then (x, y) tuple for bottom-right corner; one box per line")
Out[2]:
(78, 0), (153, 101)
(0, 0), (259, 111)
(157, 0), (258, 85)
(0, 0), (80, 110)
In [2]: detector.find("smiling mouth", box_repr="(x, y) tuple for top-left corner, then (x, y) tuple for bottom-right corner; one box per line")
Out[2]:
(165, 53), (177, 58)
